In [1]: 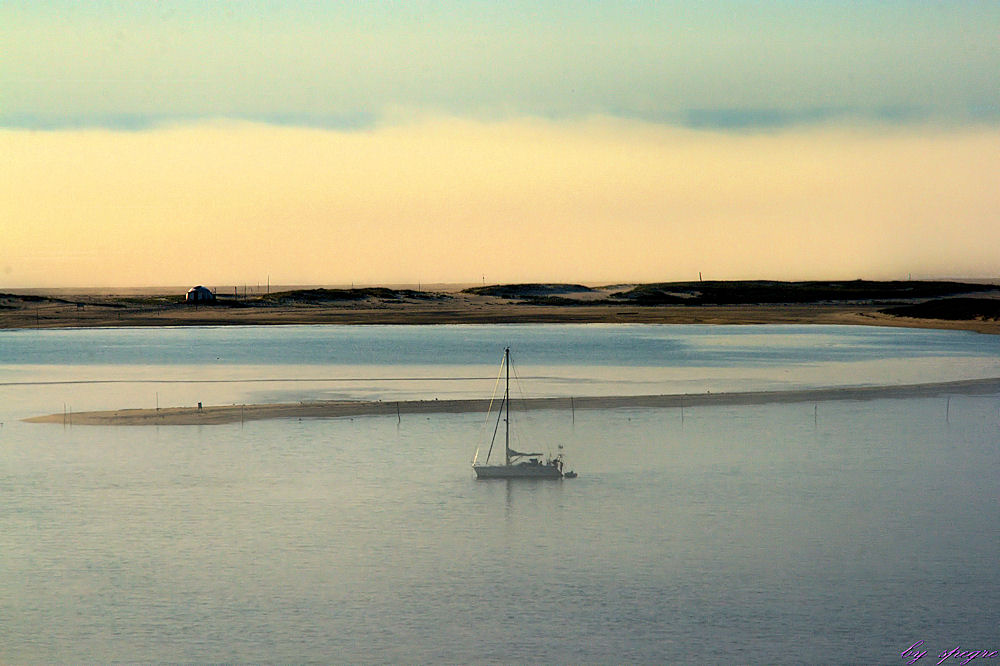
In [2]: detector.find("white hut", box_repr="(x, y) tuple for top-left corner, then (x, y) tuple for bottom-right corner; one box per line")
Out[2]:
(185, 285), (215, 303)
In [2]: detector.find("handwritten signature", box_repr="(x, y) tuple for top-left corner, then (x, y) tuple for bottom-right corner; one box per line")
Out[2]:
(902, 641), (998, 665)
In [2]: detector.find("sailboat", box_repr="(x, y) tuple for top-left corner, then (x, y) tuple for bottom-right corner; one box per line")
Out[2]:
(472, 347), (569, 480)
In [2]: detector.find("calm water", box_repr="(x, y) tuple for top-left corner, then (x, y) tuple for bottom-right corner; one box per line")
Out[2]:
(1, 325), (998, 663)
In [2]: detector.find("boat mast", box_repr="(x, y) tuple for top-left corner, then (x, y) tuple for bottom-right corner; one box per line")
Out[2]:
(504, 347), (510, 466)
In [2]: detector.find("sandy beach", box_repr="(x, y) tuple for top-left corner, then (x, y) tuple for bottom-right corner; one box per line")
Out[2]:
(25, 377), (1000, 426)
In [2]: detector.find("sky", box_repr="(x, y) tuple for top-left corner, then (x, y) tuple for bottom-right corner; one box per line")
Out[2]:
(2, 1), (999, 288)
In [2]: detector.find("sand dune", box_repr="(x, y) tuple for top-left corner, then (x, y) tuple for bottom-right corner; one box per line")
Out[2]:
(25, 377), (1000, 426)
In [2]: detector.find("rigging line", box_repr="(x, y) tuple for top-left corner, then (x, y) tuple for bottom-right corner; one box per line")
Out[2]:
(510, 357), (528, 408)
(484, 395), (504, 464)
(480, 350), (507, 464)
(482, 352), (506, 431)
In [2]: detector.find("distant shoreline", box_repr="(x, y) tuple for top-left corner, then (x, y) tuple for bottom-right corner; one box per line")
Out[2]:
(25, 377), (1000, 426)
(2, 281), (998, 334)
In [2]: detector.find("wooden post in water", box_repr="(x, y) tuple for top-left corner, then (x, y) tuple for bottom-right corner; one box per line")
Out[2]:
(397, 402), (401, 424)
(946, 396), (951, 424)
(571, 397), (575, 424)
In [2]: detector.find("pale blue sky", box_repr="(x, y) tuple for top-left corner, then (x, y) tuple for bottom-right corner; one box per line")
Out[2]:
(3, 1), (998, 129)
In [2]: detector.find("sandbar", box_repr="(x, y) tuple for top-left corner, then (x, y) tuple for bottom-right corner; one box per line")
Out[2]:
(25, 377), (1000, 426)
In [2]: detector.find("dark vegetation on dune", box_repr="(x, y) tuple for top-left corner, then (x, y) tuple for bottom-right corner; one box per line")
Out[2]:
(610, 280), (995, 306)
(463, 283), (594, 298)
(880, 298), (1000, 321)
(459, 280), (996, 309)
(257, 287), (446, 305)
(112, 296), (185, 308)
(2, 292), (186, 309)
(145, 287), (447, 307)
(1, 292), (64, 304)
(3, 288), (448, 310)
(1, 292), (84, 309)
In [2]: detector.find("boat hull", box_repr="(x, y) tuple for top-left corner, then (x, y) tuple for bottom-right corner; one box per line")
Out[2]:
(473, 463), (563, 479)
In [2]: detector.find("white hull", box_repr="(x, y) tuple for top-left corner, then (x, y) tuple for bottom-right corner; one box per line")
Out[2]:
(473, 462), (563, 479)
